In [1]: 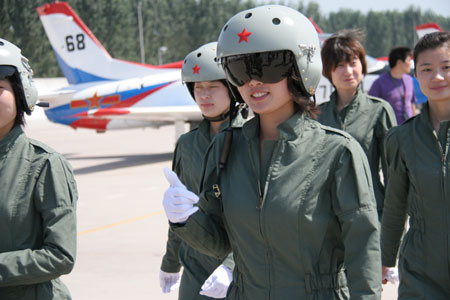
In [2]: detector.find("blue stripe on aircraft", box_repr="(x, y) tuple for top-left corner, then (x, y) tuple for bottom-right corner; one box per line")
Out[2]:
(44, 84), (170, 125)
(54, 49), (112, 84)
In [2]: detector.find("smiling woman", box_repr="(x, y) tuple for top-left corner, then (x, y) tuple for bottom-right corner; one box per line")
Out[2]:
(164, 5), (382, 299)
(0, 77), (17, 139)
(415, 43), (450, 107)
(381, 31), (450, 300)
(317, 29), (396, 221)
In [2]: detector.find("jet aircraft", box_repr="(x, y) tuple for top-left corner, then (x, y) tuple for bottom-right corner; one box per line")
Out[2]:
(37, 1), (201, 138)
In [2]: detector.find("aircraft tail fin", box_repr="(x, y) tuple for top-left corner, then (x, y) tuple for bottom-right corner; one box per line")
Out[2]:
(37, 2), (180, 85)
(416, 22), (443, 39)
(307, 18), (331, 46)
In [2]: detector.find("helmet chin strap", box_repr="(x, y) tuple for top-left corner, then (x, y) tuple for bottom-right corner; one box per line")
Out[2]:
(203, 109), (235, 122)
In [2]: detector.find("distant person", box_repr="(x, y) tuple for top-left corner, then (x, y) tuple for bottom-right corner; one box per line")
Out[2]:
(369, 46), (416, 124)
(381, 31), (450, 299)
(318, 29), (397, 220)
(0, 38), (78, 299)
(159, 42), (246, 299)
(412, 76), (428, 109)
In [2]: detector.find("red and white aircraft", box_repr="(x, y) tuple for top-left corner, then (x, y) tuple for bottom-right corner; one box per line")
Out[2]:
(416, 22), (443, 39)
(36, 1), (201, 138)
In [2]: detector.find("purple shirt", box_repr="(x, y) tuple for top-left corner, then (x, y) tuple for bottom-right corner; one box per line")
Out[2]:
(368, 72), (416, 124)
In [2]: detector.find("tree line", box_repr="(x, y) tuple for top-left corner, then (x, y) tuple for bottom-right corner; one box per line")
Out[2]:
(1, 0), (449, 77)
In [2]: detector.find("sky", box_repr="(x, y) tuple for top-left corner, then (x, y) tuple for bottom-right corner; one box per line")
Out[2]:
(258, 0), (450, 17)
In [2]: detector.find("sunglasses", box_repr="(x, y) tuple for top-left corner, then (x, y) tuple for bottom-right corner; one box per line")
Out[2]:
(0, 66), (16, 80)
(221, 50), (295, 87)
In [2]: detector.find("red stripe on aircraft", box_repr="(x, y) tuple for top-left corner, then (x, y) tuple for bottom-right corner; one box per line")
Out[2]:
(70, 118), (109, 131)
(93, 109), (130, 117)
(116, 59), (184, 69)
(101, 95), (120, 105)
(68, 82), (175, 130)
(110, 82), (175, 108)
(70, 100), (89, 109)
(308, 18), (324, 34)
(71, 111), (88, 118)
(416, 22), (443, 31)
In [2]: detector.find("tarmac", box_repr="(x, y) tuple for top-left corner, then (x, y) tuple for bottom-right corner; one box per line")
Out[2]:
(23, 109), (399, 300)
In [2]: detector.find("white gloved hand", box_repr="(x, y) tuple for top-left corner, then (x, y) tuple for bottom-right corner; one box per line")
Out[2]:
(199, 264), (233, 298)
(162, 167), (199, 223)
(384, 267), (399, 284)
(159, 270), (181, 293)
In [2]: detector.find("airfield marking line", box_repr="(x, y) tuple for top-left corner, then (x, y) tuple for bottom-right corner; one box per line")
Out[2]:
(77, 210), (165, 236)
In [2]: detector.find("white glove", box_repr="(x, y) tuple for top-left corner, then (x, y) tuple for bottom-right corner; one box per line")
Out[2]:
(384, 267), (399, 284)
(162, 167), (199, 223)
(200, 264), (233, 298)
(159, 270), (180, 293)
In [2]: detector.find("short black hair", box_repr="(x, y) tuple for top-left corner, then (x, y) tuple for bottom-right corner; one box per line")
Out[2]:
(321, 29), (367, 85)
(413, 32), (450, 74)
(388, 46), (412, 68)
(9, 72), (27, 126)
(287, 69), (319, 119)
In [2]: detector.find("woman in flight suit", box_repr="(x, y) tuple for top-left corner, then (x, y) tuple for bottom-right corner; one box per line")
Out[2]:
(381, 31), (450, 299)
(163, 5), (381, 300)
(159, 42), (245, 299)
(0, 39), (78, 299)
(317, 30), (397, 220)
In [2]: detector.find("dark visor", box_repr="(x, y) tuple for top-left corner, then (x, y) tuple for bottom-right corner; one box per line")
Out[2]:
(0, 66), (16, 79)
(221, 50), (294, 87)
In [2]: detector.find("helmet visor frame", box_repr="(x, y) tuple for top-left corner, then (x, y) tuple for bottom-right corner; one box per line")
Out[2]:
(221, 50), (295, 87)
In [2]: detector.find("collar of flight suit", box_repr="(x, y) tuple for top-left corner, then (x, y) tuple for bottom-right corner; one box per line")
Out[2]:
(417, 102), (450, 142)
(0, 125), (23, 156)
(328, 86), (370, 115)
(198, 113), (247, 140)
(241, 111), (308, 142)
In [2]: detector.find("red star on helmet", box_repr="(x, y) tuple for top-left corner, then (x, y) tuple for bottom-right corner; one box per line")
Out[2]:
(192, 64), (200, 74)
(237, 28), (252, 43)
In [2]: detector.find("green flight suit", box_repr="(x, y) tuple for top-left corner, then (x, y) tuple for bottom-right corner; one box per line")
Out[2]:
(318, 88), (397, 218)
(172, 112), (382, 300)
(0, 126), (78, 300)
(161, 117), (243, 300)
(381, 103), (450, 299)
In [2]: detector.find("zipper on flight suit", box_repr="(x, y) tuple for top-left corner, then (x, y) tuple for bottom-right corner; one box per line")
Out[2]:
(432, 130), (447, 164)
(248, 142), (273, 299)
(250, 136), (286, 300)
(337, 109), (346, 131)
(432, 129), (448, 222)
(435, 128), (449, 265)
(247, 143), (264, 208)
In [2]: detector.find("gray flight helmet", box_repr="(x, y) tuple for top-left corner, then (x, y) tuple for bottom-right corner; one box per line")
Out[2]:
(182, 42), (226, 99)
(217, 5), (322, 97)
(0, 38), (38, 114)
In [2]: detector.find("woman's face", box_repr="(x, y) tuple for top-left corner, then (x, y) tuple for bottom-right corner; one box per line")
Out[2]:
(330, 56), (363, 94)
(0, 79), (17, 139)
(415, 45), (450, 103)
(193, 80), (231, 118)
(237, 78), (293, 117)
